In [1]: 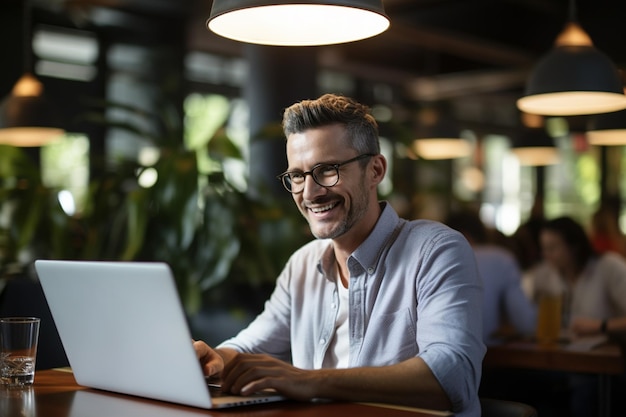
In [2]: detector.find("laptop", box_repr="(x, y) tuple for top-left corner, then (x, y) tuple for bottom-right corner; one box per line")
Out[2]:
(69, 390), (212, 417)
(34, 259), (286, 409)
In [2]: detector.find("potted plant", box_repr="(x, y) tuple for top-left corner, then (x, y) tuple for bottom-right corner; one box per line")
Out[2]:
(0, 96), (311, 324)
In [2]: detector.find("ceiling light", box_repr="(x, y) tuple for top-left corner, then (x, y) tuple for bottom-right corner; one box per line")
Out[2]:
(511, 128), (559, 166)
(516, 6), (626, 116)
(206, 1), (390, 46)
(0, 74), (64, 147)
(412, 106), (471, 160)
(413, 138), (472, 160)
(587, 109), (626, 146)
(0, 0), (65, 147)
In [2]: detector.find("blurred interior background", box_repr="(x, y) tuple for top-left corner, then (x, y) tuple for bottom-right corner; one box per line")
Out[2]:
(2, 0), (626, 348)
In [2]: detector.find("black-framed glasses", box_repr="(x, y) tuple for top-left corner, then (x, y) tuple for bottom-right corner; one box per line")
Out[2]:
(276, 153), (376, 194)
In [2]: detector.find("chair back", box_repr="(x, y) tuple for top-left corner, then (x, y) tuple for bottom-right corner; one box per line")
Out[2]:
(480, 398), (538, 417)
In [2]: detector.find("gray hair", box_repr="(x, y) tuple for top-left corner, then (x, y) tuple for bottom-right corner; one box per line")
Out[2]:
(282, 93), (380, 155)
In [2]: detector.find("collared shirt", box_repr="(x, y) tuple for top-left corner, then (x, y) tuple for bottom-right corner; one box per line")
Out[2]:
(473, 245), (537, 344)
(218, 202), (485, 416)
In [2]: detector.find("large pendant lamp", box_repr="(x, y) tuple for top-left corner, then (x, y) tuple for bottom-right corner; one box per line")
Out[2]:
(206, 0), (390, 46)
(516, 1), (626, 116)
(0, 0), (64, 147)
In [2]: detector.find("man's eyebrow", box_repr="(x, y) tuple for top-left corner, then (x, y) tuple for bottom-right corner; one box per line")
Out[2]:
(286, 161), (332, 172)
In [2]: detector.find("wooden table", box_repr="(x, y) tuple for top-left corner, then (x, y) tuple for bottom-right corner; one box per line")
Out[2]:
(483, 340), (624, 417)
(1, 369), (449, 417)
(484, 339), (624, 374)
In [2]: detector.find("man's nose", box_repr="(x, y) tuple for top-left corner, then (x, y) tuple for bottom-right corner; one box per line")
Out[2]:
(302, 174), (324, 198)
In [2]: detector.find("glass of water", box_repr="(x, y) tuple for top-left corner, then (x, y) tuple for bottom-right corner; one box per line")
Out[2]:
(0, 317), (40, 387)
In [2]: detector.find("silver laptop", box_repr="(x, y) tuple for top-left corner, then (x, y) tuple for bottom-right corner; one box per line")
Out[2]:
(34, 260), (286, 409)
(70, 390), (212, 417)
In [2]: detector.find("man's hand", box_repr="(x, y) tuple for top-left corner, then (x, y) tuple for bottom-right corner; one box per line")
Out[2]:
(570, 317), (602, 336)
(193, 340), (224, 377)
(195, 350), (451, 410)
(221, 353), (317, 401)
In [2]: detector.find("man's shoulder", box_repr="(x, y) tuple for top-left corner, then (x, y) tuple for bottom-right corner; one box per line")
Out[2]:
(403, 217), (449, 229)
(390, 218), (471, 256)
(403, 217), (464, 239)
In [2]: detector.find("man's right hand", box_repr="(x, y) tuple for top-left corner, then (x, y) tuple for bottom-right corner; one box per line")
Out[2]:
(192, 340), (224, 377)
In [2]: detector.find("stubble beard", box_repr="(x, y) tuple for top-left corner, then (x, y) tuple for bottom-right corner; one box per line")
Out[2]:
(305, 179), (369, 240)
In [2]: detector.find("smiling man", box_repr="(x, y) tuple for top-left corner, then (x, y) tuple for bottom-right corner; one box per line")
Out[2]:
(193, 93), (485, 416)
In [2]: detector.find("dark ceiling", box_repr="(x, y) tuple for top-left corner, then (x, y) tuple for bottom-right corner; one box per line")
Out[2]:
(33, 0), (626, 126)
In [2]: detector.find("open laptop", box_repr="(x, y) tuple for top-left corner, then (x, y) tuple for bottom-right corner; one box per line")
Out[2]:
(34, 259), (286, 409)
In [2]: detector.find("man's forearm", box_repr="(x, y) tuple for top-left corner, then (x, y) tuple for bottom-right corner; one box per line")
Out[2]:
(307, 357), (452, 411)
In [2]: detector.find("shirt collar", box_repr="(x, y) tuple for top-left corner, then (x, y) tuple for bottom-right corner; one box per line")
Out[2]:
(317, 201), (401, 280)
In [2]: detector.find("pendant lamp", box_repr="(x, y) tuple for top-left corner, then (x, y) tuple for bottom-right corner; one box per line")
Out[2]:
(0, 73), (64, 147)
(587, 109), (626, 146)
(511, 128), (559, 166)
(516, 1), (626, 116)
(0, 0), (64, 147)
(412, 106), (471, 160)
(206, 0), (390, 46)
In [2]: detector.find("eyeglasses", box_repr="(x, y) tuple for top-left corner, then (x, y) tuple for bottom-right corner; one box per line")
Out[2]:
(277, 153), (376, 194)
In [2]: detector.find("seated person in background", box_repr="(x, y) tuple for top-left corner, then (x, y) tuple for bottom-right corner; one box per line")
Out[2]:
(445, 209), (537, 344)
(529, 215), (626, 417)
(193, 93), (485, 416)
(589, 203), (626, 258)
(531, 216), (626, 337)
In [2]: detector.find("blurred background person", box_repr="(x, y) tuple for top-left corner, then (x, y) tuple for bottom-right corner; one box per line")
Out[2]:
(510, 216), (545, 300)
(531, 216), (626, 337)
(445, 208), (537, 345)
(529, 215), (626, 417)
(589, 201), (626, 258)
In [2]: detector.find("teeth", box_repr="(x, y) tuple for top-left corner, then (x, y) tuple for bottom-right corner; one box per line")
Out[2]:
(310, 203), (336, 213)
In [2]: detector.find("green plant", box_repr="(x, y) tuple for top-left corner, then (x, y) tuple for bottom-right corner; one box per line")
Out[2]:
(0, 96), (311, 316)
(75, 97), (254, 314)
(0, 145), (71, 272)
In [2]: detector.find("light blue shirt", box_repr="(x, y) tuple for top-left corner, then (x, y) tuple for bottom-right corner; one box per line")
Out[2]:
(473, 245), (537, 344)
(219, 202), (485, 416)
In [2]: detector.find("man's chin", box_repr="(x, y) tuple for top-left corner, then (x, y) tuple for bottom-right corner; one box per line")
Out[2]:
(309, 227), (330, 240)
(309, 222), (348, 240)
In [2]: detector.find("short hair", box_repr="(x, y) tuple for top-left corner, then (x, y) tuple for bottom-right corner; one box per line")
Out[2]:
(282, 93), (380, 155)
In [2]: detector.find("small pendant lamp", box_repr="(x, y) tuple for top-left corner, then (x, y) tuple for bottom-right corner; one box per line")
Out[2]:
(412, 105), (472, 160)
(516, 1), (626, 116)
(587, 109), (626, 146)
(0, 0), (64, 147)
(206, 0), (390, 46)
(511, 128), (560, 167)
(0, 73), (64, 147)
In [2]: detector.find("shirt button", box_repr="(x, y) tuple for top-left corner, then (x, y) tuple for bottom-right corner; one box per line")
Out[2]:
(367, 267), (374, 274)
(331, 303), (337, 309)
(320, 338), (326, 345)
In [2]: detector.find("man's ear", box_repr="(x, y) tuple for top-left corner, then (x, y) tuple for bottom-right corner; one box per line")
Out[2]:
(371, 154), (387, 185)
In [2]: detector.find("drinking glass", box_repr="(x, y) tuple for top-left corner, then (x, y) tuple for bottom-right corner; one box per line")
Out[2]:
(0, 317), (40, 386)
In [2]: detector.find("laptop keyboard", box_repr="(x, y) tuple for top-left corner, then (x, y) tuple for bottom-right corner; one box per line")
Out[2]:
(207, 383), (226, 397)
(205, 377), (283, 400)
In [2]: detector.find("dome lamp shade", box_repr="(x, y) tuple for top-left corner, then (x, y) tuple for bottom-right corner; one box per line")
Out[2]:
(206, 0), (390, 46)
(517, 22), (626, 116)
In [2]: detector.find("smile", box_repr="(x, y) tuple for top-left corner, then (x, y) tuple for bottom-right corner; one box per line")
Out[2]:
(309, 202), (338, 214)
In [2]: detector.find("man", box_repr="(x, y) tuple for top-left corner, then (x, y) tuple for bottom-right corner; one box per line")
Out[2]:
(194, 93), (485, 416)
(445, 208), (537, 344)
